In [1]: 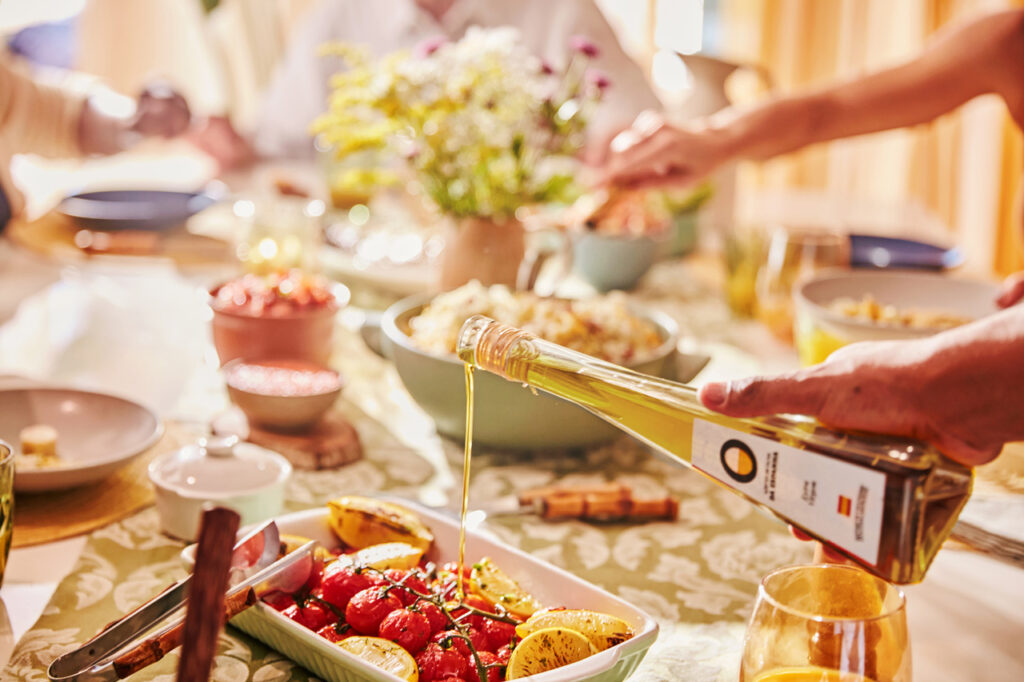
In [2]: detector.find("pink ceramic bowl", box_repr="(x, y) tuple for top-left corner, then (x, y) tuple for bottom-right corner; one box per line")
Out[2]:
(223, 358), (343, 430)
(209, 278), (350, 366)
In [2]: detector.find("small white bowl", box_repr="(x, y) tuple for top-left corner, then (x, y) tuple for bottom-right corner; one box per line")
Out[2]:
(795, 269), (999, 365)
(148, 435), (291, 541)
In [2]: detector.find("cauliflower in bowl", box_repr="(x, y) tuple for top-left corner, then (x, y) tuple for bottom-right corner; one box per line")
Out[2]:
(407, 282), (663, 364)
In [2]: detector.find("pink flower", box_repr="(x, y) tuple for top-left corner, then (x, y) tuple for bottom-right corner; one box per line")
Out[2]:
(587, 69), (611, 91)
(570, 35), (600, 58)
(414, 35), (447, 58)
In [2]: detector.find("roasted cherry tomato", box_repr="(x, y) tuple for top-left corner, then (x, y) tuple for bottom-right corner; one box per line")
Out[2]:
(495, 643), (513, 666)
(432, 627), (488, 657)
(321, 563), (374, 611)
(378, 607), (431, 654)
(476, 650), (502, 682)
(385, 569), (429, 606)
(345, 586), (403, 635)
(412, 601), (448, 634)
(416, 642), (470, 682)
(482, 617), (518, 652)
(281, 600), (333, 631)
(316, 622), (354, 644)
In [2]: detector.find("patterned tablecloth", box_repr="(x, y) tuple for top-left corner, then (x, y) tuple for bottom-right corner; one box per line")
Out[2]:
(1, 261), (813, 681)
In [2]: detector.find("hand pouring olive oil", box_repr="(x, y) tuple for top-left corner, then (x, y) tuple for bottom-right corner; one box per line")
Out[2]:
(457, 316), (972, 584)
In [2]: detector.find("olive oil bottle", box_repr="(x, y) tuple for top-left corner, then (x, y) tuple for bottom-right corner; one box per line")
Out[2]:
(457, 316), (972, 584)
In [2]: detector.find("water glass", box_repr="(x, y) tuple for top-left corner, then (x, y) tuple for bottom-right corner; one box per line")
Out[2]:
(741, 564), (911, 682)
(755, 226), (848, 342)
(0, 441), (13, 587)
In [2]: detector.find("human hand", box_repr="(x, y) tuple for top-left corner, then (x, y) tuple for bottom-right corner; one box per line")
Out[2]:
(697, 306), (1024, 467)
(601, 110), (732, 189)
(130, 82), (190, 138)
(186, 115), (255, 171)
(996, 270), (1024, 308)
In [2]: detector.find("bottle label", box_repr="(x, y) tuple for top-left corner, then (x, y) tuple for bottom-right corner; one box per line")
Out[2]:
(691, 419), (886, 565)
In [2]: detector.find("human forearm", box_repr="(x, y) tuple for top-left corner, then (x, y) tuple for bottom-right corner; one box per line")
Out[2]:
(699, 304), (1024, 466)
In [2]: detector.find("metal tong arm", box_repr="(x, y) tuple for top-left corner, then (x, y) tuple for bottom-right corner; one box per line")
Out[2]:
(47, 522), (281, 682)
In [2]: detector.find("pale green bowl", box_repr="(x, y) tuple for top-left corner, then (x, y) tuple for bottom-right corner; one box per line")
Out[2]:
(381, 295), (690, 450)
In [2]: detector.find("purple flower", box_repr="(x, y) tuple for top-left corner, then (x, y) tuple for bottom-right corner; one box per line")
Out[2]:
(587, 69), (611, 91)
(414, 35), (447, 58)
(570, 35), (600, 58)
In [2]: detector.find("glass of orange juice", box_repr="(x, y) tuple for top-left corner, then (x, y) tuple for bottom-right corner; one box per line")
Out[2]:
(741, 564), (910, 682)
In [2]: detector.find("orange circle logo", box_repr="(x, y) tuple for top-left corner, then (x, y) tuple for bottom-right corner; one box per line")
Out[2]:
(720, 439), (757, 483)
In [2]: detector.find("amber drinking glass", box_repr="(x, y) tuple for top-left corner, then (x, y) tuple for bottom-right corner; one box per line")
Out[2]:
(0, 440), (13, 587)
(741, 564), (910, 682)
(755, 227), (848, 342)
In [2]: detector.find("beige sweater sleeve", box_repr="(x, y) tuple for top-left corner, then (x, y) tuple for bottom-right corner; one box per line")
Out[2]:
(0, 59), (85, 158)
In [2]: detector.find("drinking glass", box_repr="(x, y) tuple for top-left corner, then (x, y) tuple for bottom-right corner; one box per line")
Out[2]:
(0, 441), (13, 587)
(741, 564), (911, 682)
(755, 226), (848, 342)
(723, 224), (767, 317)
(234, 197), (325, 274)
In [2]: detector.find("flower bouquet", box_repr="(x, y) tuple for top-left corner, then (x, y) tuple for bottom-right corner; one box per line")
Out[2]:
(313, 28), (607, 288)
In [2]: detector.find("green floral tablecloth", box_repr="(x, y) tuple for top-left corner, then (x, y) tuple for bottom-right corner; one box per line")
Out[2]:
(2, 263), (812, 681)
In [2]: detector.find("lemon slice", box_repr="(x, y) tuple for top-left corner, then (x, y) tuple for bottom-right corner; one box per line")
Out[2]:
(351, 542), (424, 570)
(505, 627), (598, 678)
(515, 609), (633, 651)
(336, 636), (419, 681)
(328, 496), (434, 551)
(469, 557), (542, 619)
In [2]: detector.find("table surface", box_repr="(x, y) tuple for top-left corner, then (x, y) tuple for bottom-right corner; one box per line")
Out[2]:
(0, 155), (1022, 681)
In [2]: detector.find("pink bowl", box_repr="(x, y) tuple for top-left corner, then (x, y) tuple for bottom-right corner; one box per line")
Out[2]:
(209, 282), (350, 366)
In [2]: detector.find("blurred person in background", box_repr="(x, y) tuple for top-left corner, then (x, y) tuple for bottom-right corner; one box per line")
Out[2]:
(0, 58), (191, 231)
(190, 0), (662, 170)
(601, 8), (1024, 469)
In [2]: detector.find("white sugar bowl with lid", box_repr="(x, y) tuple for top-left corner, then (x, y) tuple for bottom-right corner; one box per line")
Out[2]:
(149, 435), (291, 541)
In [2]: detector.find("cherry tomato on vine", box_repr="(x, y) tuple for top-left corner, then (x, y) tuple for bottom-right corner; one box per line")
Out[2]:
(495, 643), (512, 666)
(482, 617), (518, 652)
(281, 600), (333, 631)
(379, 607), (432, 653)
(416, 642), (470, 681)
(316, 622), (354, 644)
(476, 650), (502, 682)
(321, 563), (374, 610)
(385, 569), (429, 606)
(432, 627), (488, 657)
(412, 600), (448, 634)
(345, 586), (403, 635)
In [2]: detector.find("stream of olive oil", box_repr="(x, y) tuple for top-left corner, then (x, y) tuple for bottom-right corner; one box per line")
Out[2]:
(456, 363), (474, 602)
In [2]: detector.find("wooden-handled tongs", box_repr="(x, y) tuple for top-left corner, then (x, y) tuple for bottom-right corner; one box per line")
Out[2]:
(47, 512), (315, 682)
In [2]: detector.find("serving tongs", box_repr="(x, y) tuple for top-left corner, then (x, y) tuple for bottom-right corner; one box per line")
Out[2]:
(47, 521), (316, 682)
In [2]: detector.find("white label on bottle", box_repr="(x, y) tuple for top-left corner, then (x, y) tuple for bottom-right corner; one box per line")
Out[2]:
(691, 419), (886, 566)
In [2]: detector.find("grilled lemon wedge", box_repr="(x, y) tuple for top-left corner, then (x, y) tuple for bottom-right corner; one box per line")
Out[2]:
(469, 557), (542, 619)
(515, 608), (633, 651)
(505, 627), (597, 678)
(336, 636), (418, 681)
(327, 496), (434, 551)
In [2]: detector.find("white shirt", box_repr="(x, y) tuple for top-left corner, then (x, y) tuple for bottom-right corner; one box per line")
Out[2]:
(253, 0), (661, 159)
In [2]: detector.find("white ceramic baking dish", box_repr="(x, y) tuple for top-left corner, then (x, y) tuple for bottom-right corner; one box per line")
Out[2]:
(223, 498), (659, 681)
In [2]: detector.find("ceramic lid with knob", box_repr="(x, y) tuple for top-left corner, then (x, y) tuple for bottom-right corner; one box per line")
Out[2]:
(149, 435), (291, 497)
(148, 435), (291, 541)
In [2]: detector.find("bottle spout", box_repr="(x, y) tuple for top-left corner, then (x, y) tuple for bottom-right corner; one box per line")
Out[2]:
(456, 315), (492, 366)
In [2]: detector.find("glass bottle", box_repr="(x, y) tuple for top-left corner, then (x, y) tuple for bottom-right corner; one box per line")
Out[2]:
(457, 316), (972, 584)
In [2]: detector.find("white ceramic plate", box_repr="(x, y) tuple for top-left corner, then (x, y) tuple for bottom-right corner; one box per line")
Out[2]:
(0, 387), (162, 492)
(189, 499), (659, 682)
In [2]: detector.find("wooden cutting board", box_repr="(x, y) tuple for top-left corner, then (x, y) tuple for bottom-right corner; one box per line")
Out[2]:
(211, 407), (363, 470)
